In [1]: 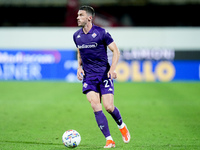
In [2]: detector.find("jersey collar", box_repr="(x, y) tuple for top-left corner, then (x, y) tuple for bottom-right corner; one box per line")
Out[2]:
(81, 25), (95, 34)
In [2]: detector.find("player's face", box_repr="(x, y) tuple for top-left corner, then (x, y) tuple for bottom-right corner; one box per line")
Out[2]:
(77, 10), (91, 27)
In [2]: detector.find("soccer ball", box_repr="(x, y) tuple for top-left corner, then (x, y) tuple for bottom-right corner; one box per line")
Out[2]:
(62, 130), (81, 148)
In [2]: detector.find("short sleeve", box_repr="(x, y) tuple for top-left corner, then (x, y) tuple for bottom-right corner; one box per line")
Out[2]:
(73, 33), (78, 48)
(103, 30), (114, 46)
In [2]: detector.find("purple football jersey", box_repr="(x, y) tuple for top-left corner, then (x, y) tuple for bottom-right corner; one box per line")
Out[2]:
(73, 25), (114, 79)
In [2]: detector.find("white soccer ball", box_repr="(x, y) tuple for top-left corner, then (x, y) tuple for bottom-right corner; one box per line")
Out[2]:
(62, 130), (81, 148)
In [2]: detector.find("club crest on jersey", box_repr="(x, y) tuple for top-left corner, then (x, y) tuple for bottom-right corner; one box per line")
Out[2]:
(92, 33), (97, 38)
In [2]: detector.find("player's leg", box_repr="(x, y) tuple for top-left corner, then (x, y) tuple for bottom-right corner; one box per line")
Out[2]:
(102, 94), (123, 126)
(102, 94), (130, 143)
(102, 94), (121, 123)
(102, 95), (123, 127)
(101, 79), (123, 126)
(86, 91), (102, 112)
(86, 91), (115, 148)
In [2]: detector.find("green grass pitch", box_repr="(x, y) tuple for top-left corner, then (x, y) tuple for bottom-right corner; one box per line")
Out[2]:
(0, 81), (200, 150)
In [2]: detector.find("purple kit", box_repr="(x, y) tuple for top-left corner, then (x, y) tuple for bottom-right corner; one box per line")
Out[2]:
(73, 25), (114, 95)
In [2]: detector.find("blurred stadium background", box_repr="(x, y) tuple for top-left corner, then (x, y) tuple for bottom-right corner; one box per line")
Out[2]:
(0, 0), (200, 81)
(1, 1), (200, 149)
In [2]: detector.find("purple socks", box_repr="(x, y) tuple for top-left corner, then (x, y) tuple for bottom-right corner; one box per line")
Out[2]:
(94, 107), (123, 138)
(109, 107), (123, 126)
(94, 110), (110, 138)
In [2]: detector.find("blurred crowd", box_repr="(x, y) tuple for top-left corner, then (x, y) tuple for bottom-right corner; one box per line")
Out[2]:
(0, 0), (200, 27)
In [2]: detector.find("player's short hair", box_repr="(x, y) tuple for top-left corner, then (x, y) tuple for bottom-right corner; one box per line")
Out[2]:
(79, 5), (95, 18)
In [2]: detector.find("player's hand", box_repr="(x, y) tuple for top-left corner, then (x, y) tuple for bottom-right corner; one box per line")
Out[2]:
(77, 67), (85, 81)
(107, 69), (117, 80)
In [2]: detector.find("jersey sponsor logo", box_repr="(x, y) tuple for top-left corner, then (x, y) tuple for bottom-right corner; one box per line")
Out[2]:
(77, 42), (98, 49)
(77, 35), (81, 38)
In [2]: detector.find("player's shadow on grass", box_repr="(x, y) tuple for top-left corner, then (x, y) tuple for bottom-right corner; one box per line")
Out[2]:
(1, 140), (61, 146)
(1, 140), (111, 149)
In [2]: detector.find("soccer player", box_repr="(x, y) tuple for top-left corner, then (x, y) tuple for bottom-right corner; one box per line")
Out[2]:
(73, 5), (130, 148)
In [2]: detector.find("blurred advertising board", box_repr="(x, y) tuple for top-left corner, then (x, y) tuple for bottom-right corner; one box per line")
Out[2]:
(0, 49), (200, 82)
(115, 60), (199, 82)
(0, 50), (78, 82)
(115, 49), (200, 82)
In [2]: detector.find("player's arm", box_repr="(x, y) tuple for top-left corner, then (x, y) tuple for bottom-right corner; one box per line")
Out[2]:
(107, 41), (120, 79)
(77, 48), (85, 81)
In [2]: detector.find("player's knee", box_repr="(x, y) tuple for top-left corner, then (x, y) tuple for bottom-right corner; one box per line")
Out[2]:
(90, 100), (101, 111)
(90, 101), (96, 109)
(105, 105), (114, 113)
